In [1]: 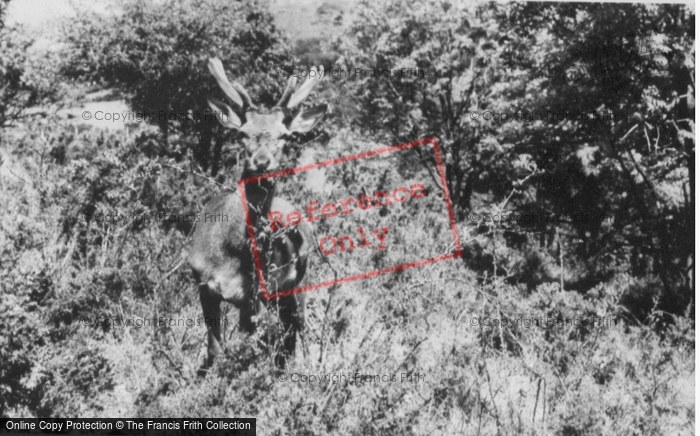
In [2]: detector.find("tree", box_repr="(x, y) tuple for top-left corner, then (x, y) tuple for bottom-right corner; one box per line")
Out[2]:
(0, 0), (59, 128)
(61, 0), (292, 173)
(0, 0), (10, 28)
(500, 3), (694, 314)
(342, 0), (694, 314)
(339, 0), (525, 219)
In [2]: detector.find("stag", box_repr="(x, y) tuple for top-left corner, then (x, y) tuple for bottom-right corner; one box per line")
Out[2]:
(189, 58), (327, 370)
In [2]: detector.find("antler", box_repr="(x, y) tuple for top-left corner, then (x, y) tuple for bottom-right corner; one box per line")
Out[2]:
(206, 97), (242, 129)
(231, 82), (257, 111)
(207, 58), (257, 111)
(274, 76), (298, 109)
(274, 66), (325, 109)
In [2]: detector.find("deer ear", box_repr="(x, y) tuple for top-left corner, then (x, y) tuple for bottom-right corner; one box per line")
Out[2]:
(287, 104), (328, 133)
(207, 97), (243, 130)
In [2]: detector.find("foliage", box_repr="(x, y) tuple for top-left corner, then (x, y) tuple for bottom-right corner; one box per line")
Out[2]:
(0, 0), (694, 432)
(337, 0), (522, 216)
(60, 0), (292, 171)
(340, 0), (694, 318)
(0, 12), (60, 127)
(498, 2), (694, 315)
(0, 121), (203, 416)
(0, 0), (9, 29)
(0, 120), (693, 433)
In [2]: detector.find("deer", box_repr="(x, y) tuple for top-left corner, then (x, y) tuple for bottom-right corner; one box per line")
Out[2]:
(189, 58), (327, 371)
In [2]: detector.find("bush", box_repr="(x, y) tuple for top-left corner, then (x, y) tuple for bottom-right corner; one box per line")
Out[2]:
(60, 0), (292, 172)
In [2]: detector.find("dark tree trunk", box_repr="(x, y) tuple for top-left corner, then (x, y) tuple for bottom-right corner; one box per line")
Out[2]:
(193, 124), (212, 172)
(210, 135), (224, 177)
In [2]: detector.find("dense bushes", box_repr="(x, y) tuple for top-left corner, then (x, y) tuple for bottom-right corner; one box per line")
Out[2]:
(0, 115), (693, 433)
(0, 121), (205, 415)
(0, 0), (693, 433)
(339, 0), (694, 320)
(60, 0), (292, 172)
(0, 23), (61, 127)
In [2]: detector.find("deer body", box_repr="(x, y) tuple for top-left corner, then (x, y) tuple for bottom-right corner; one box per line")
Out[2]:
(189, 58), (326, 370)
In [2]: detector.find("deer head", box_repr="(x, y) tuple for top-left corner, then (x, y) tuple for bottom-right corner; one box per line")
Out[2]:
(206, 58), (327, 175)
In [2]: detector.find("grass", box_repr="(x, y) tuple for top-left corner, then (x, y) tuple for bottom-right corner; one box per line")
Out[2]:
(0, 120), (693, 435)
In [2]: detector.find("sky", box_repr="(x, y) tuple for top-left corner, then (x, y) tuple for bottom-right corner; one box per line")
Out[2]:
(8, 0), (77, 26)
(6, 0), (338, 42)
(6, 0), (691, 29)
(6, 0), (112, 52)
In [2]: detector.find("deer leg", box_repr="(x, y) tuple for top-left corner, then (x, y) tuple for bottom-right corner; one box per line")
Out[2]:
(199, 285), (223, 369)
(239, 298), (256, 335)
(238, 268), (258, 335)
(275, 295), (304, 367)
(297, 295), (307, 359)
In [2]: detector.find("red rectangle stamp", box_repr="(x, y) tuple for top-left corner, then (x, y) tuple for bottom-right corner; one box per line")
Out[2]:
(239, 137), (462, 300)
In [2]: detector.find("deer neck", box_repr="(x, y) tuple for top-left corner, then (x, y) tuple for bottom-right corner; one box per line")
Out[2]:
(242, 175), (277, 223)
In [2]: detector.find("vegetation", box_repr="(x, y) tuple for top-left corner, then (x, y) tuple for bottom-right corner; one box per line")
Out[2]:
(338, 0), (694, 318)
(0, 0), (694, 434)
(61, 0), (291, 171)
(0, 0), (59, 127)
